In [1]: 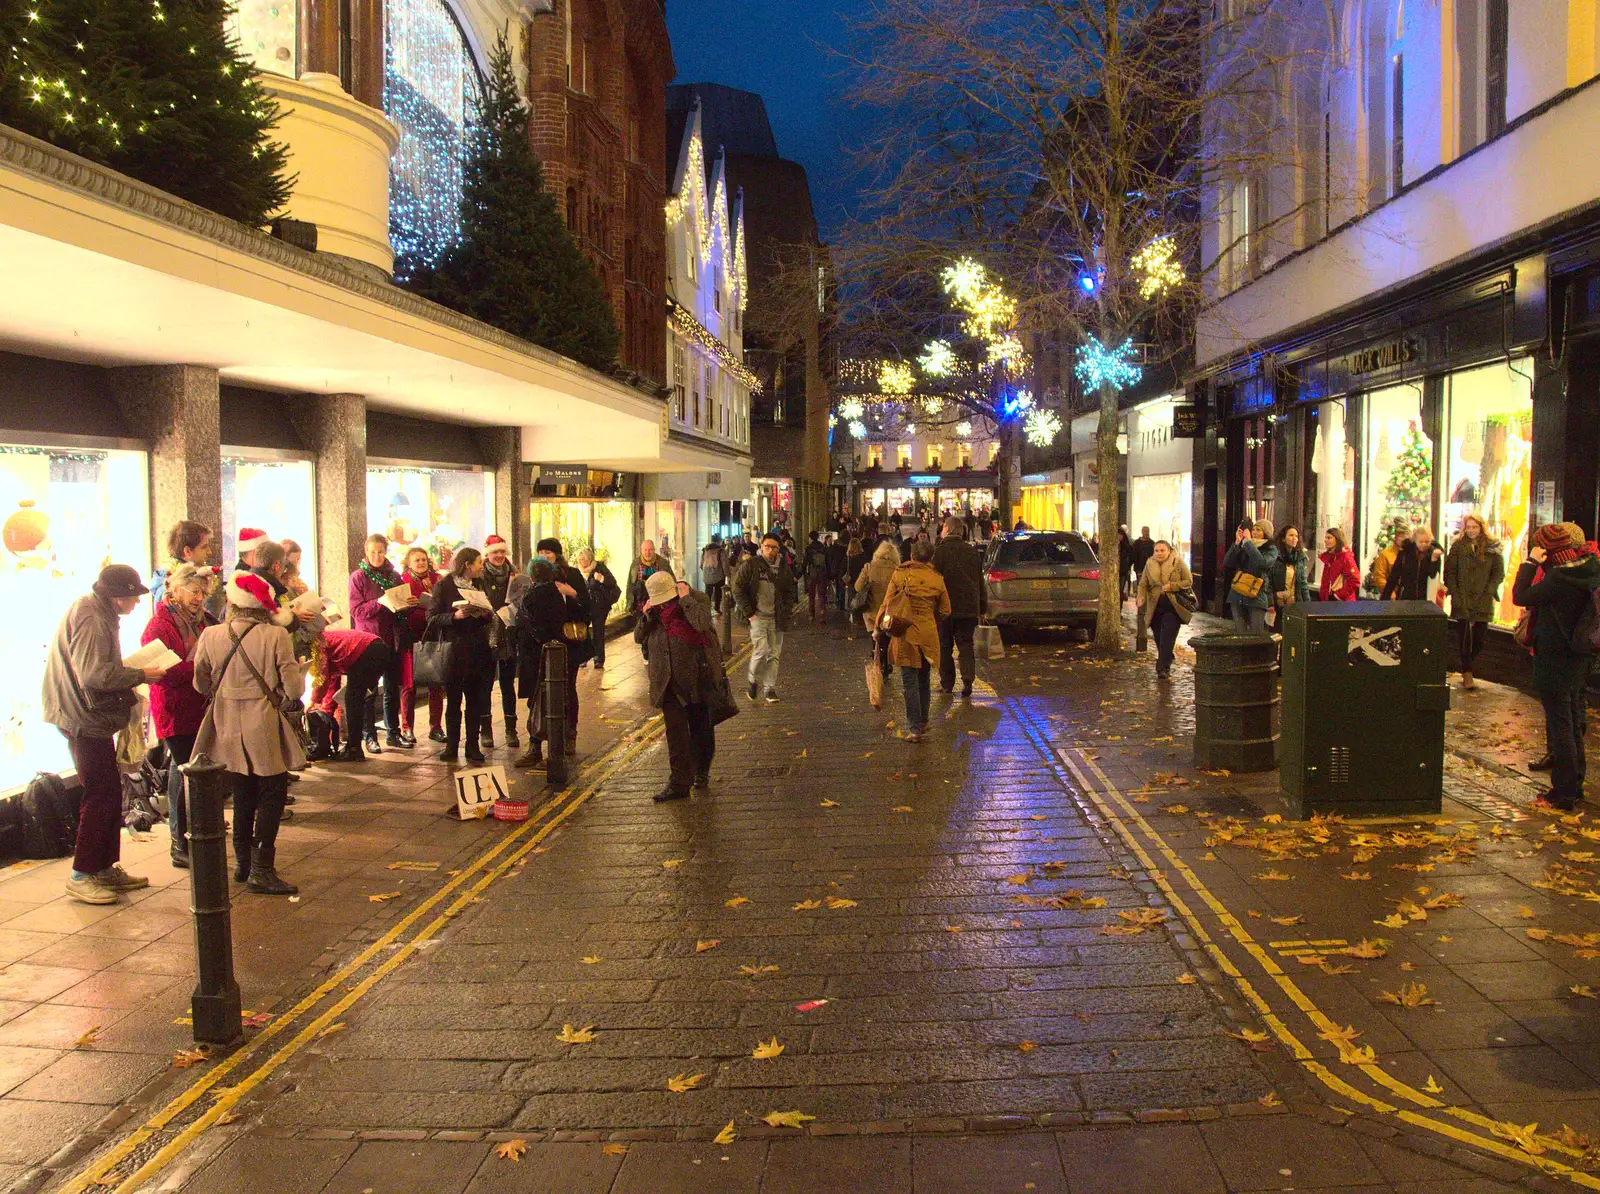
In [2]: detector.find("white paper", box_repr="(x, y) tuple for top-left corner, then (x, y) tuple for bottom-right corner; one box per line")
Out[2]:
(456, 587), (493, 611)
(124, 641), (181, 671)
(377, 583), (414, 613)
(495, 605), (515, 627)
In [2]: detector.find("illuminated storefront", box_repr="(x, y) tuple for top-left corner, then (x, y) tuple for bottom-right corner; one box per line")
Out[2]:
(1126, 397), (1192, 556)
(222, 450), (318, 587)
(367, 462), (495, 571)
(529, 469), (637, 620)
(1020, 471), (1072, 531)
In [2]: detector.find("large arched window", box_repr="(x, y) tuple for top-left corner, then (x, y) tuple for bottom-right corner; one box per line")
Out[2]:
(385, 0), (481, 276)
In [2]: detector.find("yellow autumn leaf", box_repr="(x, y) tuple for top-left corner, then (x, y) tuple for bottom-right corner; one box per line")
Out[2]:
(662, 859), (685, 869)
(1526, 927), (1552, 941)
(74, 1027), (100, 1049)
(1165, 804), (1190, 814)
(495, 1139), (528, 1161)
(1268, 915), (1304, 926)
(739, 964), (780, 978)
(1376, 982), (1436, 1008)
(556, 1024), (596, 1044)
(793, 898), (822, 910)
(601, 1143), (628, 1156)
(1226, 1028), (1271, 1045)
(725, 896), (750, 907)
(713, 1121), (737, 1145)
(762, 1110), (816, 1129)
(367, 891), (402, 903)
(1259, 1091), (1283, 1108)
(171, 1047), (210, 1069)
(386, 860), (440, 871)
(945, 924), (964, 933)
(1079, 897), (1107, 909)
(820, 799), (840, 808)
(1339, 872), (1371, 881)
(1424, 1075), (1444, 1094)
(695, 939), (720, 953)
(581, 955), (601, 964)
(824, 896), (858, 909)
(1422, 892), (1464, 909)
(665, 1072), (704, 1093)
(1570, 984), (1598, 999)
(1176, 973), (1198, 985)
(752, 1037), (785, 1059)
(1490, 1120), (1546, 1155)
(1517, 905), (1538, 919)
(892, 805), (914, 813)
(1256, 870), (1292, 881)
(1375, 913), (1408, 929)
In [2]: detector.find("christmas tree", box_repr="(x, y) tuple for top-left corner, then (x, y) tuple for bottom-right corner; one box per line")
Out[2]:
(405, 33), (619, 373)
(0, 0), (291, 225)
(1373, 421), (1433, 554)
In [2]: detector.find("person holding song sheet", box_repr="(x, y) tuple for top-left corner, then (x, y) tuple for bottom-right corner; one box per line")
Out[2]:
(427, 548), (495, 766)
(349, 533), (415, 754)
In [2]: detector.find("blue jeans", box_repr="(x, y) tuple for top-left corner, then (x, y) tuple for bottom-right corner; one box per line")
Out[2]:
(163, 733), (196, 857)
(1230, 604), (1268, 635)
(901, 663), (931, 732)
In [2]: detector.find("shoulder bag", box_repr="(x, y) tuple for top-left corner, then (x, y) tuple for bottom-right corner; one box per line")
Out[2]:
(411, 617), (455, 688)
(1230, 569), (1265, 600)
(1172, 587), (1200, 615)
(224, 624), (310, 751)
(879, 580), (915, 637)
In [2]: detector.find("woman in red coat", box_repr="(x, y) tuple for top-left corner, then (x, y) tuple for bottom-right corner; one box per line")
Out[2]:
(141, 562), (215, 867)
(1319, 528), (1361, 601)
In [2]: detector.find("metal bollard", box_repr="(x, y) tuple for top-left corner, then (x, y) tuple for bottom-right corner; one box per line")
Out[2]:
(542, 640), (569, 788)
(180, 754), (242, 1045)
(719, 589), (734, 657)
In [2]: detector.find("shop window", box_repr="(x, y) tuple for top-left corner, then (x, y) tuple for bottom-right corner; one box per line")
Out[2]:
(988, 441), (1001, 466)
(672, 344), (686, 419)
(0, 442), (150, 793)
(1129, 472), (1193, 557)
(367, 465), (494, 570)
(927, 444), (944, 469)
(228, 0), (296, 77)
(221, 454), (318, 589)
(1360, 384), (1432, 590)
(1439, 359), (1533, 628)
(868, 444), (884, 468)
(1307, 399), (1357, 576)
(896, 444), (912, 469)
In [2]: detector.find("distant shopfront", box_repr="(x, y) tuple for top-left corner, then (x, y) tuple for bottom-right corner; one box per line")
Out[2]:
(1126, 396), (1193, 558)
(853, 471), (997, 519)
(1019, 470), (1072, 532)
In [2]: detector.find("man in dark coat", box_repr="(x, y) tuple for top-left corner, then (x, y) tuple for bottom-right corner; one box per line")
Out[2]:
(535, 537), (591, 756)
(1129, 526), (1157, 580)
(931, 518), (988, 696)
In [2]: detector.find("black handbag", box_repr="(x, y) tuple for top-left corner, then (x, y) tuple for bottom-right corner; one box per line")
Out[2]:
(411, 620), (455, 689)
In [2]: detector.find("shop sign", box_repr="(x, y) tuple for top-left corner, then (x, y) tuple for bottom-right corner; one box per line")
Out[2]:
(908, 474), (941, 486)
(1172, 405), (1205, 438)
(538, 464), (588, 486)
(1346, 336), (1418, 376)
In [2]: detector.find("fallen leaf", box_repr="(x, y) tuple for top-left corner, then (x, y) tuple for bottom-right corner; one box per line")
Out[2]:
(1319, 1025), (1375, 1065)
(74, 1027), (100, 1049)
(495, 1139), (528, 1161)
(1016, 1039), (1038, 1052)
(820, 799), (840, 808)
(713, 1121), (737, 1145)
(792, 899), (823, 911)
(1489, 1120), (1546, 1155)
(1165, 804), (1190, 815)
(556, 1023), (596, 1044)
(1176, 973), (1199, 984)
(1518, 905), (1538, 919)
(1339, 872), (1372, 881)
(1261, 813), (1281, 822)
(1226, 1028), (1272, 1049)
(695, 940), (720, 953)
(794, 999), (828, 1012)
(1526, 927), (1552, 941)
(945, 924), (964, 933)
(1554, 1125), (1592, 1150)
(1259, 1091), (1283, 1108)
(1269, 915), (1304, 926)
(1375, 913), (1408, 929)
(385, 861), (440, 871)
(892, 805), (914, 813)
(1422, 892), (1465, 909)
(367, 891), (402, 903)
(1256, 870), (1292, 881)
(216, 1112), (239, 1125)
(662, 859), (685, 869)
(171, 1047), (210, 1069)
(762, 1110), (815, 1129)
(601, 1143), (628, 1157)
(581, 955), (601, 964)
(315, 1023), (345, 1040)
(739, 964), (780, 978)
(752, 1036), (786, 1059)
(1320, 963), (1357, 975)
(1424, 1075), (1444, 1094)
(666, 1072), (704, 1093)
(824, 897), (858, 910)
(1377, 982), (1437, 1008)
(724, 896), (750, 907)
(1570, 984), (1598, 999)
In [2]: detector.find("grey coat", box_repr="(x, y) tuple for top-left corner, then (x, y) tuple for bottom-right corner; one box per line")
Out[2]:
(192, 615), (306, 776)
(634, 590), (719, 707)
(42, 593), (144, 739)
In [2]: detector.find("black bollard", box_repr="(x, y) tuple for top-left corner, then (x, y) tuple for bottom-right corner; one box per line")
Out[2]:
(180, 754), (242, 1045)
(719, 588), (734, 657)
(542, 640), (569, 788)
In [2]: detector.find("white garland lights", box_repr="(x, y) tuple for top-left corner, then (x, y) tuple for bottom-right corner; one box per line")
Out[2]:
(1024, 408), (1062, 447)
(1075, 337), (1142, 391)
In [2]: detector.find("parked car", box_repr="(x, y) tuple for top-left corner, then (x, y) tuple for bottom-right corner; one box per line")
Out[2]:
(982, 531), (1101, 637)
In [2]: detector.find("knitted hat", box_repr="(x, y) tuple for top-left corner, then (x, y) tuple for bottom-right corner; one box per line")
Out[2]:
(1252, 519), (1275, 539)
(535, 537), (563, 556)
(645, 571), (677, 605)
(1535, 521), (1585, 552)
(227, 573), (274, 610)
(236, 527), (269, 555)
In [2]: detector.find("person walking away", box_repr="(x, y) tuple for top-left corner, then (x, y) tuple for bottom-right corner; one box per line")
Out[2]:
(845, 536), (869, 592)
(1128, 527), (1156, 584)
(1318, 529), (1360, 601)
(1513, 523), (1600, 811)
(733, 533), (797, 703)
(1116, 527), (1135, 602)
(427, 548), (495, 765)
(192, 573), (304, 895)
(142, 563), (214, 868)
(636, 573), (724, 801)
(1442, 514), (1505, 689)
(878, 539), (951, 742)
(803, 531), (830, 619)
(399, 547), (444, 742)
(1271, 526), (1312, 626)
(857, 538), (901, 682)
(349, 534), (414, 753)
(479, 535), (519, 752)
(513, 557), (569, 769)
(627, 540), (664, 614)
(313, 628), (390, 763)
(535, 538), (592, 755)
(1222, 520), (1278, 636)
(932, 518), (986, 696)
(1381, 526), (1442, 601)
(44, 566), (167, 903)
(826, 533), (849, 610)
(700, 537), (727, 612)
(1137, 541), (1193, 680)
(576, 548), (621, 670)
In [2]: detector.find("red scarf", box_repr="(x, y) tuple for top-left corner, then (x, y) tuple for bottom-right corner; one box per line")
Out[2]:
(659, 599), (712, 646)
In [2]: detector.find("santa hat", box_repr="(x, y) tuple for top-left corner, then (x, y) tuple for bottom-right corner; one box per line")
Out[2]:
(227, 573), (274, 610)
(236, 527), (269, 555)
(485, 535), (507, 549)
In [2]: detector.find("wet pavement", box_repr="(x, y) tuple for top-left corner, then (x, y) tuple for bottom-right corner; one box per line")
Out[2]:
(6, 609), (1600, 1192)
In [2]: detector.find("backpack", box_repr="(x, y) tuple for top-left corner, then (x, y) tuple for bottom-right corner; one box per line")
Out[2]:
(19, 772), (80, 859)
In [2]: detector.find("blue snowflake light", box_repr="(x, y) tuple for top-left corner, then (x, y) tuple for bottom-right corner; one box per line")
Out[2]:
(1075, 338), (1142, 392)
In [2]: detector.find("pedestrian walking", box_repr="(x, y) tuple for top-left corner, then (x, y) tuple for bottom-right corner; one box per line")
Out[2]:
(310, 628), (392, 763)
(932, 517), (986, 697)
(536, 538), (592, 756)
(427, 547), (495, 766)
(479, 535), (519, 752)
(1136, 541), (1193, 680)
(576, 548), (621, 670)
(43, 565), (167, 904)
(732, 532), (797, 703)
(1222, 520), (1277, 636)
(399, 547), (444, 743)
(1513, 522), (1600, 811)
(1271, 526), (1312, 625)
(1117, 526), (1134, 602)
(1128, 526), (1156, 582)
(192, 573), (305, 895)
(700, 537), (727, 611)
(636, 573), (727, 801)
(1381, 525), (1442, 601)
(845, 536), (869, 591)
(877, 539), (951, 742)
(1368, 519), (1411, 596)
(856, 538), (900, 682)
(825, 533), (848, 610)
(803, 531), (830, 618)
(1318, 529), (1360, 601)
(513, 557), (569, 769)
(349, 533), (415, 753)
(141, 562), (215, 868)
(1442, 513), (1505, 689)
(627, 539), (665, 614)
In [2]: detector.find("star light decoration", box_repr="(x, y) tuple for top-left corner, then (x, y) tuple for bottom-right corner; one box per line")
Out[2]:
(837, 398), (865, 421)
(1131, 235), (1184, 300)
(1024, 409), (1063, 447)
(878, 361), (915, 395)
(919, 339), (956, 377)
(955, 421), (973, 438)
(940, 258), (1022, 358)
(1075, 338), (1143, 392)
(848, 420), (868, 440)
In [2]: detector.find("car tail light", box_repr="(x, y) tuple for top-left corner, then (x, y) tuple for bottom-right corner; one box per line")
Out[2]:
(1077, 569), (1101, 580)
(987, 569), (1018, 583)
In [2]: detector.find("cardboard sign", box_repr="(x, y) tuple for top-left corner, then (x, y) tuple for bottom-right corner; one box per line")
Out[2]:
(453, 766), (510, 820)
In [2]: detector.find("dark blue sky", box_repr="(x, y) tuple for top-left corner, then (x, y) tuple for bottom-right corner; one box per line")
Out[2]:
(666, 0), (861, 238)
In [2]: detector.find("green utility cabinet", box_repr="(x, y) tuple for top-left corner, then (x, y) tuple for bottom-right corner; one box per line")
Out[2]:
(1279, 601), (1449, 819)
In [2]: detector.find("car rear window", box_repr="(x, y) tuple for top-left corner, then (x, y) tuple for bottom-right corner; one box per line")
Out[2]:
(996, 536), (1088, 566)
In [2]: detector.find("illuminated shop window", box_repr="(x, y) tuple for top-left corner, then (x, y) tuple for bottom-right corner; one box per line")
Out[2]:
(228, 0), (297, 76)
(367, 465), (494, 570)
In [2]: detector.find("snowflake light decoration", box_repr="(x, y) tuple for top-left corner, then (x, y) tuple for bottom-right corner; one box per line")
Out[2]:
(879, 361), (915, 394)
(985, 333), (1025, 368)
(919, 395), (943, 416)
(955, 421), (973, 438)
(905, 423), (917, 436)
(919, 339), (956, 377)
(1024, 409), (1063, 447)
(1131, 236), (1184, 300)
(837, 398), (865, 421)
(1075, 338), (1142, 391)
(848, 420), (868, 440)
(940, 258), (986, 307)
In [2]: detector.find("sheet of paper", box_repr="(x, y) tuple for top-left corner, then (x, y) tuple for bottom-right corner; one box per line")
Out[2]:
(123, 641), (181, 671)
(459, 587), (493, 610)
(495, 605), (515, 627)
(378, 583), (414, 613)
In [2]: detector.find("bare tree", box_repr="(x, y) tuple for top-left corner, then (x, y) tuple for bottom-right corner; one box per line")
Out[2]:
(840, 0), (1325, 650)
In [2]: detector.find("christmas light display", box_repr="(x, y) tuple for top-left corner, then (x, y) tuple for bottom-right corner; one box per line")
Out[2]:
(668, 125), (744, 309)
(879, 361), (915, 394)
(848, 420), (867, 440)
(1075, 337), (1142, 391)
(669, 298), (760, 391)
(955, 421), (973, 438)
(985, 333), (1025, 369)
(941, 258), (986, 306)
(919, 339), (956, 377)
(1131, 235), (1183, 300)
(1372, 422), (1433, 554)
(837, 398), (865, 421)
(1024, 409), (1062, 447)
(905, 423), (917, 436)
(385, 0), (479, 271)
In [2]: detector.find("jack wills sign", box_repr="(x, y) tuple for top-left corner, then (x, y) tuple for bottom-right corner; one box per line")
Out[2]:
(1346, 337), (1418, 376)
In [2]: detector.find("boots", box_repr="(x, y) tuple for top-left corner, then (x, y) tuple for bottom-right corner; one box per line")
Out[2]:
(1461, 670), (1475, 689)
(233, 853), (250, 883)
(479, 715), (495, 750)
(246, 847), (298, 895)
(514, 741), (544, 769)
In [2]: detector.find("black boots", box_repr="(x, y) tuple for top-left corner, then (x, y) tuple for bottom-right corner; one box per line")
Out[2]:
(246, 847), (298, 895)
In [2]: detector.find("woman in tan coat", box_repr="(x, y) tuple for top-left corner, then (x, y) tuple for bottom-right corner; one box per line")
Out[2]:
(855, 538), (902, 681)
(1135, 541), (1193, 680)
(193, 572), (305, 895)
(877, 539), (951, 741)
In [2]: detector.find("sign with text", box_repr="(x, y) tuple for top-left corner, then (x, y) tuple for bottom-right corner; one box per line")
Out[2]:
(538, 464), (588, 487)
(1172, 405), (1205, 438)
(452, 766), (510, 820)
(907, 474), (941, 486)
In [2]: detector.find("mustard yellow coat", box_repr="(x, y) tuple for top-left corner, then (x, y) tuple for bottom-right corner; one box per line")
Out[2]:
(878, 560), (951, 668)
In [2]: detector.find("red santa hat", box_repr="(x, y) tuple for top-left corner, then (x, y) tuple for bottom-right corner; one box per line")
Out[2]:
(226, 572), (275, 610)
(485, 534), (507, 549)
(236, 527), (269, 555)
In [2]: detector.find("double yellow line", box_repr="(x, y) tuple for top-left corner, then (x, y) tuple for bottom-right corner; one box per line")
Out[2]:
(63, 644), (748, 1194)
(1037, 722), (1600, 1188)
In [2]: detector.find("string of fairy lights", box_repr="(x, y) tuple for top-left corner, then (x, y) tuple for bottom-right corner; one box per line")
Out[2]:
(665, 124), (746, 311)
(669, 298), (760, 392)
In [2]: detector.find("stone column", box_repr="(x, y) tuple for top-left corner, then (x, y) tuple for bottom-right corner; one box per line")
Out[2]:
(106, 365), (221, 566)
(288, 393), (367, 608)
(473, 427), (529, 564)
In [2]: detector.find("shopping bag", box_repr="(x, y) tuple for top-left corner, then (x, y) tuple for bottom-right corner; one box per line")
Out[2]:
(975, 623), (1004, 660)
(865, 657), (883, 709)
(115, 693), (150, 768)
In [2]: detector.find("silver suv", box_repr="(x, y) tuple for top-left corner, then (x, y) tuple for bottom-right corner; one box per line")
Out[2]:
(982, 531), (1101, 636)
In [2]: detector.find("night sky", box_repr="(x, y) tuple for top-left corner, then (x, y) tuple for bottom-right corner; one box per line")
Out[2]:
(665, 0), (864, 239)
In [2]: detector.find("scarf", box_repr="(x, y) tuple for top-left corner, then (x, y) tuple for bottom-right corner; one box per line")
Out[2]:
(165, 599), (203, 655)
(359, 559), (395, 593)
(659, 598), (713, 646)
(404, 567), (439, 597)
(482, 556), (513, 596)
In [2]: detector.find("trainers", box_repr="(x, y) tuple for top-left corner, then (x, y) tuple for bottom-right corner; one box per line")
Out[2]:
(95, 864), (150, 891)
(747, 680), (759, 701)
(65, 874), (120, 904)
(764, 690), (780, 704)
